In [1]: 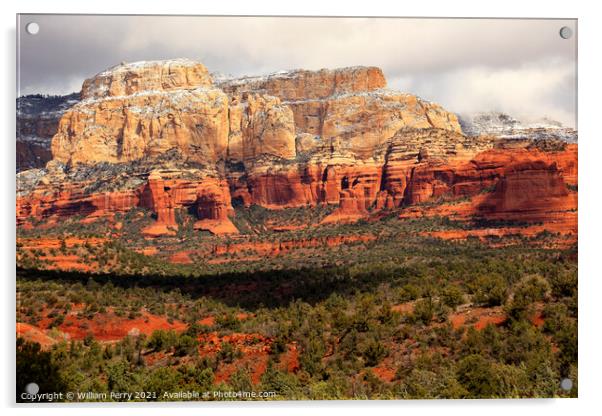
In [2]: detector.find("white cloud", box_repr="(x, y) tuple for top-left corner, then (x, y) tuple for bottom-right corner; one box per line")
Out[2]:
(395, 58), (576, 127)
(19, 76), (83, 97)
(18, 15), (577, 127)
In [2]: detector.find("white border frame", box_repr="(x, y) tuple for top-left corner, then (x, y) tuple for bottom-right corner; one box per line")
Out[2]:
(2, 1), (599, 415)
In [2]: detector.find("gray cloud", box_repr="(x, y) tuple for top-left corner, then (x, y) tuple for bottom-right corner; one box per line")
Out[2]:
(17, 15), (577, 127)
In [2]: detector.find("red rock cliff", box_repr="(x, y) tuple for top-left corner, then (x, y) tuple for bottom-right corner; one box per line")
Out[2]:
(16, 60), (578, 237)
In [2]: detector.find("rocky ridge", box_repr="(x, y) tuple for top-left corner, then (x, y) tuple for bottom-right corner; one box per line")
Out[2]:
(459, 112), (577, 143)
(16, 60), (578, 236)
(17, 93), (80, 171)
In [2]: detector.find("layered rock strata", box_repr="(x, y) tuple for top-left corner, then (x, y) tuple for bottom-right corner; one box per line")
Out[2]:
(16, 60), (578, 236)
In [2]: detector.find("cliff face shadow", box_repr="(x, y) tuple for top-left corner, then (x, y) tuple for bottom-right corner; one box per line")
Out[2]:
(16, 265), (409, 311)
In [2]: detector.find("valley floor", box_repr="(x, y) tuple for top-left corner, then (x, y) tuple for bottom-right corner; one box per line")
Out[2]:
(16, 204), (578, 401)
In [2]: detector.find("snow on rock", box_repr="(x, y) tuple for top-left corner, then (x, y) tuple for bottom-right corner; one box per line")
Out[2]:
(459, 112), (577, 143)
(216, 66), (387, 101)
(82, 59), (213, 100)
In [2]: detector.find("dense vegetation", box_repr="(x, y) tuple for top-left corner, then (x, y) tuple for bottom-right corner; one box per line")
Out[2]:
(16, 206), (572, 276)
(17, 93), (80, 116)
(16, 219), (578, 401)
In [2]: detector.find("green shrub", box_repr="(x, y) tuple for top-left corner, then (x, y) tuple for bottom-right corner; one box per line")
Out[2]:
(174, 335), (198, 357)
(441, 285), (465, 309)
(506, 275), (550, 321)
(455, 354), (501, 398)
(147, 330), (178, 352)
(412, 298), (434, 324)
(362, 338), (388, 367)
(472, 274), (508, 307)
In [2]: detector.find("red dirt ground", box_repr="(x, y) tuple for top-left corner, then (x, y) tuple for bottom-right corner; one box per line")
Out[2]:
(474, 315), (507, 330)
(198, 316), (216, 326)
(135, 246), (159, 256)
(530, 310), (545, 328)
(372, 365), (397, 382)
(18, 301), (551, 387)
(213, 351), (270, 385)
(391, 301), (415, 314)
(198, 332), (271, 354)
(279, 343), (300, 374)
(449, 306), (506, 330)
(17, 237), (107, 250)
(168, 250), (194, 264)
(197, 331), (273, 385)
(422, 214), (578, 248)
(38, 309), (187, 341)
(43, 255), (94, 272)
(448, 305), (546, 331)
(16, 322), (57, 349)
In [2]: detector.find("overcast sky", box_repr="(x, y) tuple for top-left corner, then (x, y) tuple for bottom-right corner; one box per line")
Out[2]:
(17, 15), (577, 127)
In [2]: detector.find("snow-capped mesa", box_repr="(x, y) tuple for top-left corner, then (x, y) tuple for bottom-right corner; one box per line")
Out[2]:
(458, 112), (577, 143)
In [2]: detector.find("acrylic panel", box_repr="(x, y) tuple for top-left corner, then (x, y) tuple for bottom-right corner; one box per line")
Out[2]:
(16, 15), (577, 402)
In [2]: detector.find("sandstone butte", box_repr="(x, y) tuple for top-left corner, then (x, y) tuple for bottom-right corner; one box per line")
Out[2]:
(16, 59), (578, 236)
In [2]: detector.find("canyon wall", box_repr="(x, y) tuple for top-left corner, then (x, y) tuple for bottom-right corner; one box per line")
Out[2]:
(16, 60), (578, 236)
